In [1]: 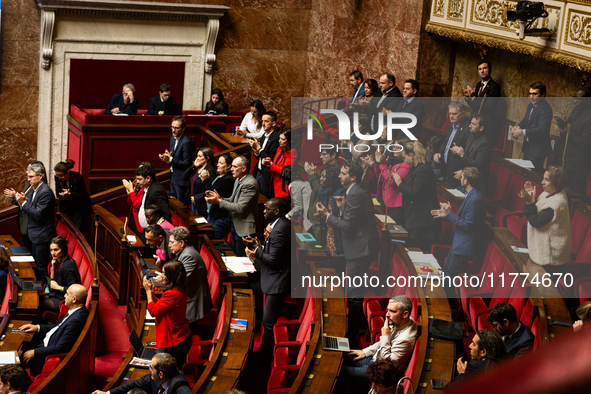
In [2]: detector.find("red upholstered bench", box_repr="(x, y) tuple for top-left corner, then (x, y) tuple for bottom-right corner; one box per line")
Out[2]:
(0, 273), (12, 315)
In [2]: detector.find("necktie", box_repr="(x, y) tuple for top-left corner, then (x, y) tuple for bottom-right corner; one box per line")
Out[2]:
(158, 385), (164, 394)
(444, 126), (459, 163)
(478, 83), (484, 97)
(526, 105), (536, 129)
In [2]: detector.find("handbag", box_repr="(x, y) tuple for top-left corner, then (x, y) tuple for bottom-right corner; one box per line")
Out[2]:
(428, 318), (466, 341)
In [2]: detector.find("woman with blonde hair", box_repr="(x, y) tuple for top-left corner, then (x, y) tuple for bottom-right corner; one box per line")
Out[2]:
(392, 141), (441, 251)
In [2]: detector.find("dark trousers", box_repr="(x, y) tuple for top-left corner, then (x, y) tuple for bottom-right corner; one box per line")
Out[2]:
(171, 180), (189, 206)
(345, 255), (373, 348)
(208, 216), (231, 240)
(162, 333), (192, 369)
(31, 242), (50, 279)
(260, 292), (289, 360)
(443, 249), (472, 298)
(230, 223), (250, 257)
(568, 171), (590, 202)
(256, 171), (270, 198)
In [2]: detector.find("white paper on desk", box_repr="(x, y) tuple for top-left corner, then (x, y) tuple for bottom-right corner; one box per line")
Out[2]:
(222, 257), (255, 273)
(406, 251), (441, 269)
(126, 235), (137, 243)
(0, 352), (16, 365)
(446, 189), (466, 198)
(9, 256), (34, 263)
(113, 113), (129, 116)
(130, 357), (151, 367)
(195, 217), (208, 224)
(375, 214), (395, 224)
(511, 246), (529, 254)
(506, 158), (535, 169)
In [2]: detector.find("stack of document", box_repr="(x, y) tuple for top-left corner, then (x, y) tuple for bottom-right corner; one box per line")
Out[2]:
(9, 255), (34, 263)
(230, 318), (247, 330)
(222, 256), (255, 274)
(506, 158), (535, 169)
(446, 189), (466, 198)
(407, 251), (442, 277)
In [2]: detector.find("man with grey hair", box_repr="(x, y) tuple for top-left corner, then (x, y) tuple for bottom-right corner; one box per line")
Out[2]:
(341, 295), (418, 382)
(205, 156), (259, 256)
(105, 83), (139, 115)
(434, 102), (471, 188)
(15, 163), (55, 278)
(167, 227), (212, 324)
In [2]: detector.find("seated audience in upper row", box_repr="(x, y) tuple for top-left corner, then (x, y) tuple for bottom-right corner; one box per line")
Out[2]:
(105, 83), (139, 115)
(148, 83), (177, 115)
(204, 88), (229, 115)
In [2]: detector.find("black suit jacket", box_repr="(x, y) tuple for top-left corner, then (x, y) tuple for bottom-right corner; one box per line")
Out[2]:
(467, 78), (501, 116)
(145, 181), (171, 222)
(563, 107), (591, 173)
(35, 306), (89, 361)
(181, 165), (216, 217)
(394, 97), (425, 141)
(148, 95), (177, 115)
(254, 216), (291, 295)
(169, 133), (195, 189)
(505, 321), (535, 358)
(104, 94), (139, 115)
(460, 133), (493, 185)
(254, 130), (280, 185)
(326, 183), (380, 261)
(110, 370), (191, 394)
(438, 118), (471, 181)
(21, 182), (56, 244)
(369, 87), (403, 132)
(54, 171), (91, 216)
(518, 98), (553, 159)
(398, 163), (441, 231)
(203, 172), (234, 219)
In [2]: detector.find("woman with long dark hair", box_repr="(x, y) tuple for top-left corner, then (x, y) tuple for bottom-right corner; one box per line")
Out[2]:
(182, 148), (216, 216)
(54, 159), (91, 230)
(204, 88), (229, 115)
(236, 100), (266, 139)
(202, 153), (235, 239)
(143, 260), (192, 368)
(42, 236), (81, 314)
(262, 128), (292, 205)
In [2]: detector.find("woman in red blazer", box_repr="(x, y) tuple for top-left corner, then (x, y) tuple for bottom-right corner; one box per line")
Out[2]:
(143, 260), (192, 368)
(262, 128), (292, 204)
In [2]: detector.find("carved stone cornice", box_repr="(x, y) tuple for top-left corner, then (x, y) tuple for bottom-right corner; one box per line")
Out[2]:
(36, 0), (229, 69)
(425, 22), (591, 72)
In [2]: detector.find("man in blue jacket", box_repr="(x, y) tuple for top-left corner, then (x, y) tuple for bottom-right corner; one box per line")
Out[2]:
(159, 116), (195, 204)
(105, 83), (139, 115)
(431, 167), (486, 279)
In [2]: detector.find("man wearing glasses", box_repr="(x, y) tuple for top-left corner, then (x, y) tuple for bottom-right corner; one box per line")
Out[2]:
(511, 82), (553, 174)
(92, 353), (191, 394)
(159, 117), (195, 204)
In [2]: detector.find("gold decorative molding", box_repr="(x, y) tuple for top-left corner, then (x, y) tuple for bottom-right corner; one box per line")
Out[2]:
(565, 8), (591, 49)
(425, 22), (591, 72)
(448, 0), (465, 20)
(434, 0), (445, 17)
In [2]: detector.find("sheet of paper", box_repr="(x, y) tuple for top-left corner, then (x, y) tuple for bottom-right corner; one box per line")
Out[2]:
(223, 257), (255, 273)
(506, 158), (535, 169)
(195, 217), (208, 224)
(126, 235), (137, 243)
(9, 256), (35, 263)
(511, 246), (529, 254)
(0, 351), (16, 365)
(375, 214), (395, 224)
(446, 189), (466, 198)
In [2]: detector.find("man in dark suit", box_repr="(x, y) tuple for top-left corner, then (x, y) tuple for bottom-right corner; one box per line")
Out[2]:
(461, 60), (501, 117)
(205, 156), (259, 256)
(159, 117), (195, 204)
(367, 73), (403, 134)
(554, 87), (591, 201)
(348, 69), (365, 105)
(487, 303), (535, 358)
(316, 160), (380, 348)
(135, 164), (171, 236)
(449, 114), (493, 188)
(19, 284), (89, 369)
(168, 227), (212, 324)
(434, 103), (471, 188)
(245, 198), (291, 365)
(148, 83), (177, 115)
(15, 163), (55, 278)
(432, 167), (486, 281)
(250, 111), (280, 197)
(511, 82), (553, 174)
(92, 353), (191, 394)
(144, 224), (171, 268)
(393, 79), (425, 141)
(104, 83), (139, 115)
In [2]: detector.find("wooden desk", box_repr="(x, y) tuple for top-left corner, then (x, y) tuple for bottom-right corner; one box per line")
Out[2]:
(0, 318), (34, 351)
(2, 238), (40, 319)
(219, 133), (248, 145)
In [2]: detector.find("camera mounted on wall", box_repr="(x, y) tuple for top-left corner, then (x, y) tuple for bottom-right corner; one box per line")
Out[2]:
(507, 1), (550, 40)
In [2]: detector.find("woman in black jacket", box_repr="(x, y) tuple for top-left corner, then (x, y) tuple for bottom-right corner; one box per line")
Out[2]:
(54, 159), (92, 230)
(42, 236), (82, 314)
(393, 141), (442, 251)
(204, 88), (229, 115)
(181, 148), (216, 216)
(202, 153), (235, 239)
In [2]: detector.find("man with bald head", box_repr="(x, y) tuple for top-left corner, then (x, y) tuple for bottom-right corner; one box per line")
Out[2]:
(554, 87), (591, 202)
(19, 284), (89, 369)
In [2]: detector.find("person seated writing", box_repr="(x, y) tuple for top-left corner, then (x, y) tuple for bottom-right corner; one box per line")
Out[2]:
(105, 83), (139, 115)
(19, 284), (89, 369)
